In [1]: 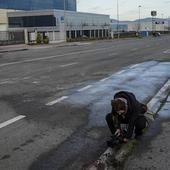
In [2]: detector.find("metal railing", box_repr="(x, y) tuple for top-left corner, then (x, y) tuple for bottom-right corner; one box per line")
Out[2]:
(0, 31), (24, 45)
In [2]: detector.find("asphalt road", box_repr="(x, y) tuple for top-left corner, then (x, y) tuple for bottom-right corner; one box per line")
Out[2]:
(0, 35), (170, 170)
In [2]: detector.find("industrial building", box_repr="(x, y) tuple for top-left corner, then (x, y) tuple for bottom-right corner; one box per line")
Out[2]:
(0, 0), (110, 44)
(128, 21), (169, 32)
(7, 10), (110, 43)
(0, 0), (76, 11)
(111, 19), (169, 33)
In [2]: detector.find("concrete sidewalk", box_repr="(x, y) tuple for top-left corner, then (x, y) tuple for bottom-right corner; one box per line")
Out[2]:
(124, 95), (170, 170)
(0, 41), (94, 53)
(0, 43), (66, 53)
(0, 44), (28, 53)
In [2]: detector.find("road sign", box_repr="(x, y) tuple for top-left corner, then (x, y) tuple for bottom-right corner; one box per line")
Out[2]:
(151, 11), (157, 16)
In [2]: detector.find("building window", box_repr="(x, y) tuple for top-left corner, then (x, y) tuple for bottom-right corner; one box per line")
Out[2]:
(8, 15), (56, 28)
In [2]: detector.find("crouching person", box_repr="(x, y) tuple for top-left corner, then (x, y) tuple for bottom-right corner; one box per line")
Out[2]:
(106, 91), (147, 145)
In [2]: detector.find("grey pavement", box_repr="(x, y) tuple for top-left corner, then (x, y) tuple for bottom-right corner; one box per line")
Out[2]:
(124, 95), (170, 170)
(0, 41), (93, 53)
(0, 35), (170, 170)
(0, 44), (28, 53)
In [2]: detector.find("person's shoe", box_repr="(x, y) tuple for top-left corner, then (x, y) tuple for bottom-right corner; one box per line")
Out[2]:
(106, 136), (121, 147)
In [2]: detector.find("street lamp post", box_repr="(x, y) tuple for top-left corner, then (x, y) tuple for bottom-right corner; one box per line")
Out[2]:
(169, 16), (170, 33)
(64, 0), (66, 40)
(117, 0), (120, 39)
(138, 5), (141, 32)
(161, 13), (165, 32)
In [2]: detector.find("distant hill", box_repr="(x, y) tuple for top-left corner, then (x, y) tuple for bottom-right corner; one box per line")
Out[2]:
(135, 17), (168, 22)
(111, 17), (170, 25)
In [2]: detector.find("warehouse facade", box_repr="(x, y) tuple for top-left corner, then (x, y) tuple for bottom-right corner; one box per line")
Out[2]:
(7, 10), (110, 43)
(0, 0), (76, 11)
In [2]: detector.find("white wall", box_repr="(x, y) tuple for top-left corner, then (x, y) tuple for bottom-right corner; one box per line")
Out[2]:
(128, 21), (168, 32)
(0, 9), (17, 31)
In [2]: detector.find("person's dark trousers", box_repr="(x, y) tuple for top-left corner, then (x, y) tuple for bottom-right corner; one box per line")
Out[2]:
(134, 116), (146, 137)
(105, 113), (116, 135)
(106, 113), (147, 137)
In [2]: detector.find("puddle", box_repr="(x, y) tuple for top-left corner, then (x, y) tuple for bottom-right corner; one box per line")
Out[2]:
(30, 61), (170, 170)
(66, 61), (170, 127)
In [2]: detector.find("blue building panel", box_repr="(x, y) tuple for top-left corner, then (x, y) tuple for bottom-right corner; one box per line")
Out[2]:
(111, 23), (128, 32)
(0, 0), (76, 11)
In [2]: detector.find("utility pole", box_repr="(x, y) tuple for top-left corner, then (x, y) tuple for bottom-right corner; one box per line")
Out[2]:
(161, 13), (165, 32)
(117, 0), (120, 39)
(64, 0), (66, 40)
(169, 16), (170, 33)
(138, 5), (141, 32)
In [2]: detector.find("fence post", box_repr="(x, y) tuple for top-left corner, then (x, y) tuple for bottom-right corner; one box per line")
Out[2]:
(24, 29), (28, 44)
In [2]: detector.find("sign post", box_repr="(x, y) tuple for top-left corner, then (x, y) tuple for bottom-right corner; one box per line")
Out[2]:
(151, 11), (157, 33)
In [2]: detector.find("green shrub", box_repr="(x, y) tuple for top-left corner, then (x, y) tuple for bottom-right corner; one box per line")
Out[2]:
(43, 36), (49, 44)
(36, 33), (42, 44)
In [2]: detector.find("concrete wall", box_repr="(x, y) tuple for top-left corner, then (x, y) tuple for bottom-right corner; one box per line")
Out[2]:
(128, 21), (169, 32)
(7, 10), (110, 43)
(0, 9), (16, 31)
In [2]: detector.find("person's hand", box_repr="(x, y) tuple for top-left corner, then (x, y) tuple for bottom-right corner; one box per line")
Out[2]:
(114, 129), (121, 137)
(123, 138), (128, 143)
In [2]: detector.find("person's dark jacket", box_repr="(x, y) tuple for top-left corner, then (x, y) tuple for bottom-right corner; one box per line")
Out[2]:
(112, 91), (147, 139)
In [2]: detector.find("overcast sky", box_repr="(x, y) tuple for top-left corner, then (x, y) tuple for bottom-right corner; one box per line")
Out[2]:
(77, 0), (170, 21)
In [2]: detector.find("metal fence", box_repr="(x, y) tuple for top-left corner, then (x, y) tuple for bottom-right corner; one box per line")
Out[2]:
(0, 31), (24, 45)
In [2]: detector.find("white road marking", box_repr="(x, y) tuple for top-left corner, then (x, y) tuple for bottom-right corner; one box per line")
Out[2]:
(131, 48), (138, 51)
(76, 42), (92, 45)
(32, 81), (40, 84)
(0, 115), (26, 129)
(108, 53), (118, 56)
(163, 49), (170, 54)
(78, 85), (93, 92)
(100, 77), (110, 82)
(0, 80), (14, 85)
(46, 96), (68, 106)
(0, 56), (57, 67)
(116, 70), (126, 75)
(130, 64), (140, 69)
(23, 77), (31, 80)
(59, 62), (78, 68)
(0, 47), (114, 68)
(146, 45), (151, 48)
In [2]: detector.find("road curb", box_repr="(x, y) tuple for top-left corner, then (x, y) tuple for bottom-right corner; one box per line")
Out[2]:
(85, 78), (170, 170)
(0, 48), (28, 53)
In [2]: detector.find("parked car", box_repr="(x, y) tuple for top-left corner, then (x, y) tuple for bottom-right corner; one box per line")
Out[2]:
(152, 32), (161, 37)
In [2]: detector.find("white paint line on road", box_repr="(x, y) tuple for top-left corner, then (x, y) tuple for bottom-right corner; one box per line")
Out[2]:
(32, 81), (40, 84)
(131, 48), (138, 51)
(100, 77), (110, 82)
(23, 76), (31, 80)
(163, 49), (170, 54)
(108, 53), (118, 56)
(146, 45), (151, 48)
(130, 64), (140, 69)
(76, 42), (92, 46)
(46, 96), (68, 106)
(0, 56), (57, 67)
(0, 46), (114, 68)
(0, 115), (26, 129)
(116, 70), (126, 75)
(0, 80), (14, 85)
(59, 62), (78, 68)
(78, 85), (93, 92)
